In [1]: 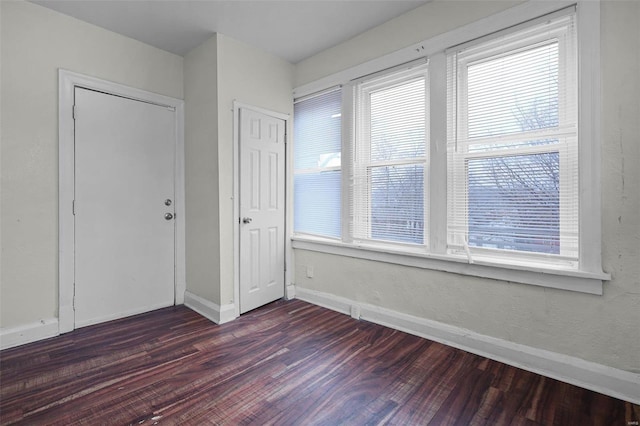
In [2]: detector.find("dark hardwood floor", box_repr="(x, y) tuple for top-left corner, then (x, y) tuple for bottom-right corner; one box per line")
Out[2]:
(1, 299), (638, 425)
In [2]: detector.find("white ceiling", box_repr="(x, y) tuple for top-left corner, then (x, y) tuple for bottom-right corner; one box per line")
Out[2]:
(30, 0), (429, 63)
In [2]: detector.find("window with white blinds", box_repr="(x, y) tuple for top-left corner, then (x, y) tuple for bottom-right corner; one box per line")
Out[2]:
(352, 65), (429, 245)
(447, 12), (578, 263)
(291, 4), (606, 291)
(293, 89), (342, 238)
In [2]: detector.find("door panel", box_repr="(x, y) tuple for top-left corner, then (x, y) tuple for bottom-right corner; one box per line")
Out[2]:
(240, 108), (285, 314)
(74, 88), (176, 328)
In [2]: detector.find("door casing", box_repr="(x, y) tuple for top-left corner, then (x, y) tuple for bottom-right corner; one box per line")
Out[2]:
(58, 69), (185, 333)
(233, 102), (291, 318)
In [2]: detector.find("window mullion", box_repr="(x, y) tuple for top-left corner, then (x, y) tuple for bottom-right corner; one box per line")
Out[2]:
(429, 52), (448, 254)
(342, 85), (355, 244)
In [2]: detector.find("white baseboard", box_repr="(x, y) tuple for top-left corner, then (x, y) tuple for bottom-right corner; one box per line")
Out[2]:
(0, 318), (59, 351)
(286, 284), (296, 300)
(58, 305), (74, 334)
(294, 286), (640, 405)
(184, 291), (236, 325)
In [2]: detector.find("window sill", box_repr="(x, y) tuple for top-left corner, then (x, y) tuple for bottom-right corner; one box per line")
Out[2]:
(291, 236), (610, 295)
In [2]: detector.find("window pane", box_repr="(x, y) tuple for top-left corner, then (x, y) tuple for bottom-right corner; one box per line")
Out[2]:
(371, 164), (424, 244)
(370, 78), (426, 161)
(294, 90), (342, 238)
(467, 42), (559, 139)
(467, 152), (560, 254)
(294, 91), (342, 170)
(294, 171), (341, 238)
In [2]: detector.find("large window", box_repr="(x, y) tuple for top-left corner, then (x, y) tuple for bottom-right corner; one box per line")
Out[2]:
(291, 4), (607, 292)
(447, 12), (578, 265)
(293, 89), (342, 238)
(352, 65), (429, 245)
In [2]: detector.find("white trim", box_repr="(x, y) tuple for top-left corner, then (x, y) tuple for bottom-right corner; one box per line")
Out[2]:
(233, 101), (290, 122)
(285, 110), (294, 294)
(428, 52), (448, 254)
(294, 286), (640, 405)
(58, 70), (186, 333)
(576, 1), (603, 274)
(293, 1), (576, 98)
(0, 319), (59, 350)
(184, 291), (237, 325)
(174, 104), (187, 305)
(285, 284), (296, 300)
(232, 101), (290, 318)
(233, 103), (241, 318)
(294, 85), (342, 103)
(292, 238), (607, 295)
(296, 287), (351, 316)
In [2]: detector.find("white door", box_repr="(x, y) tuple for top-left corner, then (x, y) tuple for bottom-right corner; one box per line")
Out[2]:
(74, 87), (176, 328)
(239, 108), (286, 314)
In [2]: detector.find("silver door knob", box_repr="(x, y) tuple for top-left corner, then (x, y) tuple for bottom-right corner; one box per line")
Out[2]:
(165, 199), (172, 206)
(242, 217), (252, 224)
(165, 213), (174, 220)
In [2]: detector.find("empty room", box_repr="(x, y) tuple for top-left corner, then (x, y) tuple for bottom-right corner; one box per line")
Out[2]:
(1, 0), (639, 424)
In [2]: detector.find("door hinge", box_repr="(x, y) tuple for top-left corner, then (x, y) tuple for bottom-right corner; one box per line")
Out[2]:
(72, 200), (75, 215)
(72, 105), (77, 120)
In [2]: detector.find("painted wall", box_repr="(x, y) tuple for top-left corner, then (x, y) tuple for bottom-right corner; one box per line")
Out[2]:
(293, 1), (640, 373)
(295, 1), (520, 87)
(0, 0), (184, 329)
(183, 33), (293, 309)
(184, 35), (221, 304)
(216, 34), (294, 305)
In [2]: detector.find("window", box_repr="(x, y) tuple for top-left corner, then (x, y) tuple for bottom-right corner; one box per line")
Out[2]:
(447, 12), (578, 266)
(291, 3), (607, 292)
(352, 65), (429, 245)
(293, 89), (342, 238)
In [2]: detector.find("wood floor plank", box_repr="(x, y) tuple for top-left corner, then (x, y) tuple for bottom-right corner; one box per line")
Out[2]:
(1, 299), (637, 425)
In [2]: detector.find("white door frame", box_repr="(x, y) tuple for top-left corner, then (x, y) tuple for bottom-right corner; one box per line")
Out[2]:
(232, 101), (291, 318)
(58, 69), (186, 333)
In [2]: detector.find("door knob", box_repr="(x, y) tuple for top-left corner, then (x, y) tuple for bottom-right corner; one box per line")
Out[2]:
(165, 199), (172, 206)
(164, 213), (174, 220)
(242, 217), (252, 224)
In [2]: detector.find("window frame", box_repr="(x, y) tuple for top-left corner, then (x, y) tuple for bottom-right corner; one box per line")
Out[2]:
(351, 64), (430, 247)
(292, 87), (343, 240)
(446, 10), (579, 267)
(290, 1), (609, 295)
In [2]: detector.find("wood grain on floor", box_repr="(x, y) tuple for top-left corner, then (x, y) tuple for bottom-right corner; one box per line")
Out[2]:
(1, 299), (638, 425)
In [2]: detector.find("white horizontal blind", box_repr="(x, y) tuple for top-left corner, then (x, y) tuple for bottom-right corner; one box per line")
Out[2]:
(352, 65), (429, 245)
(293, 89), (342, 238)
(447, 12), (578, 263)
